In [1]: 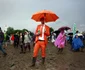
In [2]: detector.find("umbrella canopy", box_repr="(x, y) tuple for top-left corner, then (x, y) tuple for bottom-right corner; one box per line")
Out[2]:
(58, 26), (71, 31)
(68, 32), (73, 35)
(53, 30), (60, 35)
(53, 30), (60, 37)
(31, 10), (59, 22)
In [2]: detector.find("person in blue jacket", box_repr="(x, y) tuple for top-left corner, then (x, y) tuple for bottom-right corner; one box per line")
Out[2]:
(72, 35), (84, 52)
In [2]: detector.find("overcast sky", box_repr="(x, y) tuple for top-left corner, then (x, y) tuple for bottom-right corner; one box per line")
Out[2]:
(0, 0), (85, 32)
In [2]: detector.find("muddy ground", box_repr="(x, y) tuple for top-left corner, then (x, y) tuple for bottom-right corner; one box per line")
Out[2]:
(0, 42), (85, 70)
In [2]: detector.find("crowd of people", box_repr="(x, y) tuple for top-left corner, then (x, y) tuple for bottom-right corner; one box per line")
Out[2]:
(0, 17), (85, 67)
(0, 27), (32, 56)
(52, 30), (85, 53)
(0, 17), (50, 67)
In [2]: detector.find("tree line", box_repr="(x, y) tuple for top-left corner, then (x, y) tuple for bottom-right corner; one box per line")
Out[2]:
(5, 27), (54, 36)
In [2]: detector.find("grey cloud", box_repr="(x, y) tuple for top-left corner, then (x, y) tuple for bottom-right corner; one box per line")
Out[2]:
(0, 0), (85, 32)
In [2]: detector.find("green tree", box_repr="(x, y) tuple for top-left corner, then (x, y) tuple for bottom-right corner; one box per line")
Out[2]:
(6, 27), (14, 35)
(22, 29), (28, 33)
(14, 29), (22, 34)
(5, 27), (34, 37)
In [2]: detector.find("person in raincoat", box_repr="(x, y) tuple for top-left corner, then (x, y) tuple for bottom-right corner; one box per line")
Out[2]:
(54, 30), (66, 53)
(72, 35), (84, 52)
(3, 33), (9, 49)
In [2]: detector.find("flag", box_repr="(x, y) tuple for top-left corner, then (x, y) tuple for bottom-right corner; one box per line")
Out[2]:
(73, 23), (76, 35)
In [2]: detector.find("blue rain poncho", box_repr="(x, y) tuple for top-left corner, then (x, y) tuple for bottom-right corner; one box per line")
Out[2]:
(72, 36), (84, 50)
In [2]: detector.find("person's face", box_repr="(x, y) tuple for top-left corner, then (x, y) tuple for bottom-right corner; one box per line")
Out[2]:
(27, 32), (29, 34)
(71, 35), (73, 37)
(41, 20), (44, 24)
(20, 33), (22, 36)
(76, 35), (78, 38)
(25, 32), (27, 35)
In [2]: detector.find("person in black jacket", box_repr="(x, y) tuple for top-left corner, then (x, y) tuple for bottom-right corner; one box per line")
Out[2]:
(69, 35), (73, 50)
(19, 32), (24, 53)
(0, 27), (7, 56)
(14, 32), (19, 48)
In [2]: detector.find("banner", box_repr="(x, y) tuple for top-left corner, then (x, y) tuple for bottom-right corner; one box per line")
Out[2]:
(73, 23), (76, 35)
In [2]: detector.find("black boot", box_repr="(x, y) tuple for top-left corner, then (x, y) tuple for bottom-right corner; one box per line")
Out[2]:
(60, 48), (63, 53)
(58, 48), (60, 52)
(42, 57), (45, 64)
(23, 47), (27, 53)
(20, 45), (23, 53)
(28, 43), (31, 52)
(3, 53), (7, 56)
(30, 57), (36, 67)
(80, 47), (84, 52)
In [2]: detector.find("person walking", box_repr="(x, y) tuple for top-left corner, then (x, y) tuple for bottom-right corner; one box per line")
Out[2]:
(0, 27), (7, 56)
(14, 32), (19, 48)
(19, 32), (24, 53)
(54, 30), (66, 53)
(24, 31), (31, 53)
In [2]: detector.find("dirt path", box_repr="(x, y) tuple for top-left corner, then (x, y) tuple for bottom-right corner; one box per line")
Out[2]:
(0, 42), (85, 70)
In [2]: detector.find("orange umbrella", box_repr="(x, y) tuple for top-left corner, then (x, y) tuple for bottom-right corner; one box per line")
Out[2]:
(31, 10), (59, 22)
